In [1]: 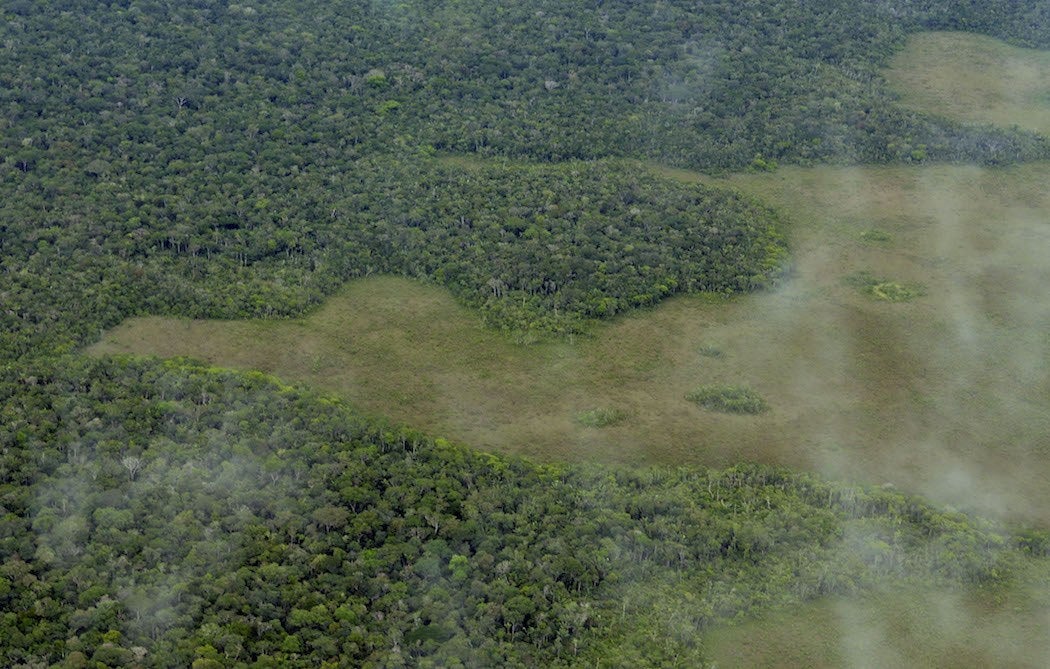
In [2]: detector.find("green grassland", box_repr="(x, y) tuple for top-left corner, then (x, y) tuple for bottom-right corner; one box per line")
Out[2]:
(706, 573), (1050, 668)
(885, 31), (1050, 135)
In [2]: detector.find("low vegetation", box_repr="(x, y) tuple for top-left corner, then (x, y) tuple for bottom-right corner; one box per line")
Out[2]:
(705, 573), (1050, 668)
(859, 229), (894, 244)
(697, 344), (726, 359)
(885, 31), (1050, 135)
(845, 272), (928, 302)
(575, 408), (630, 428)
(687, 385), (769, 414)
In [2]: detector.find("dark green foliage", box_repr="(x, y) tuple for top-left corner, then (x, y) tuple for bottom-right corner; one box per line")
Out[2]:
(345, 158), (786, 334)
(2, 1), (1050, 667)
(2, 0), (1049, 358)
(687, 384), (770, 414)
(0, 357), (1037, 666)
(0, 153), (785, 358)
(3, 1), (1047, 181)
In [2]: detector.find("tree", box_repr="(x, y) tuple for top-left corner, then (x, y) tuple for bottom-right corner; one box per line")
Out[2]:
(311, 506), (350, 532)
(120, 456), (143, 481)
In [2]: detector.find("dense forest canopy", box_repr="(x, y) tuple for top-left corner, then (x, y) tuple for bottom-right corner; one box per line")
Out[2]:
(3, 0), (1050, 666)
(3, 0), (1050, 357)
(2, 357), (1044, 667)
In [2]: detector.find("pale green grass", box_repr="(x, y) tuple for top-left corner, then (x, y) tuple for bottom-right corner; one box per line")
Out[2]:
(885, 31), (1050, 135)
(718, 163), (1050, 521)
(705, 568), (1050, 668)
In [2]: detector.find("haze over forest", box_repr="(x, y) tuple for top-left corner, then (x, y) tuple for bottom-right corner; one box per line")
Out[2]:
(2, 2), (1050, 667)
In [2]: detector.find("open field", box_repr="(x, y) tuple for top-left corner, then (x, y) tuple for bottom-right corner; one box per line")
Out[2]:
(884, 31), (1050, 135)
(92, 161), (1050, 524)
(705, 570), (1050, 668)
(705, 553), (1050, 669)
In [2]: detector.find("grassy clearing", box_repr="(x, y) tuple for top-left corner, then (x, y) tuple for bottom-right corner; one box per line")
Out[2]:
(704, 569), (1050, 668)
(91, 161), (1050, 525)
(884, 31), (1050, 135)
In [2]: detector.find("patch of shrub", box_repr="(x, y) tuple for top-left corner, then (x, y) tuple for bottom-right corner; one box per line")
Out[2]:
(686, 385), (768, 414)
(860, 229), (893, 243)
(845, 271), (926, 302)
(575, 407), (629, 427)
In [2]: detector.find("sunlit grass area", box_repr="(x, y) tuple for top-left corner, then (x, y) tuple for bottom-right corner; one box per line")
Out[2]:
(884, 31), (1050, 135)
(705, 567), (1050, 668)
